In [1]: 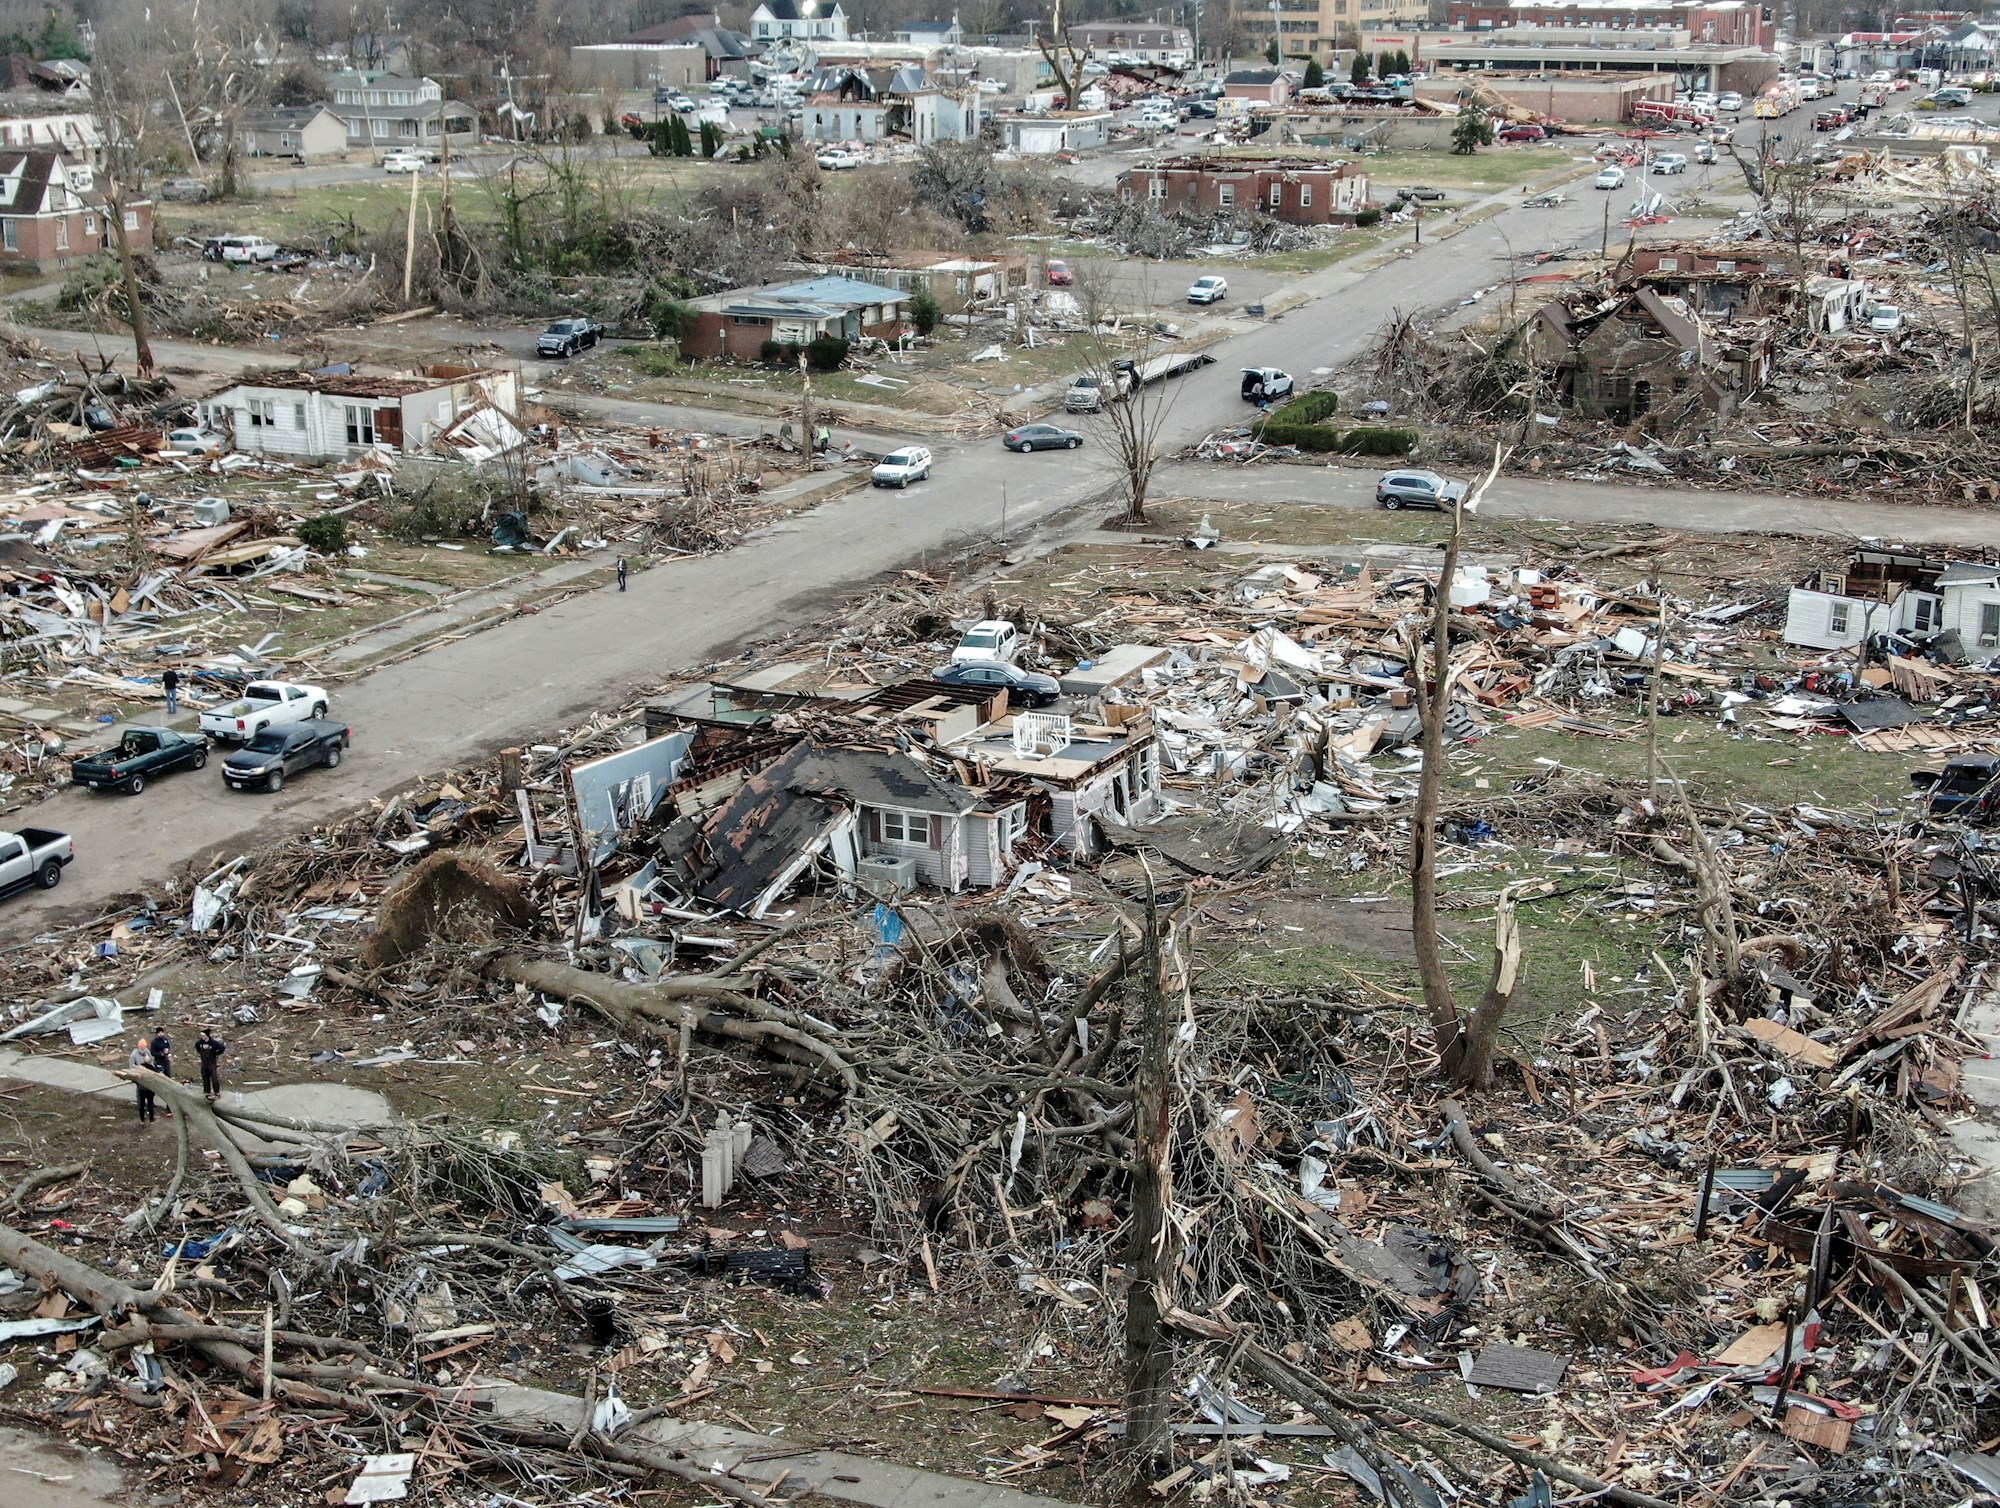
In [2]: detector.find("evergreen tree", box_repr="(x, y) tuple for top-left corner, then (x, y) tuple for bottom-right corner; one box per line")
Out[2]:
(908, 285), (941, 336)
(1303, 56), (1325, 88)
(1350, 52), (1370, 84)
(1393, 49), (1412, 75)
(1451, 103), (1494, 154)
(669, 114), (694, 156)
(1265, 38), (1279, 64)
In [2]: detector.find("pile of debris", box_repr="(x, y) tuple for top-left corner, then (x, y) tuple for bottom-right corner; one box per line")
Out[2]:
(4, 539), (2000, 1507)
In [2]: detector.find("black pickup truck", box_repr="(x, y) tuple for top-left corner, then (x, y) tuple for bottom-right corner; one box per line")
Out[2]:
(71, 727), (208, 796)
(222, 723), (351, 793)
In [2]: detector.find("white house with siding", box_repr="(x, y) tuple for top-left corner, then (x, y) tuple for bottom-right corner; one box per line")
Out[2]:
(199, 367), (521, 462)
(1784, 549), (2000, 655)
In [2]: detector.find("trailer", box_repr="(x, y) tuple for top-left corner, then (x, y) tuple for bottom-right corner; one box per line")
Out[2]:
(1107, 349), (1215, 398)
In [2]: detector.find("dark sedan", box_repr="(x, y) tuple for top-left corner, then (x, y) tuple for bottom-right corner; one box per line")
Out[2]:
(223, 723), (351, 793)
(932, 660), (1062, 707)
(1003, 423), (1084, 453)
(1376, 469), (1468, 510)
(71, 727), (207, 795)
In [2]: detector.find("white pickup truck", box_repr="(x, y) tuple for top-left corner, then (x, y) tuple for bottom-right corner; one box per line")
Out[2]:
(0, 828), (73, 899)
(199, 680), (330, 742)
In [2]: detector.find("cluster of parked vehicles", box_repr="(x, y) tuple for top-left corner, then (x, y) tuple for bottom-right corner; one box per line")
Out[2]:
(68, 681), (350, 801)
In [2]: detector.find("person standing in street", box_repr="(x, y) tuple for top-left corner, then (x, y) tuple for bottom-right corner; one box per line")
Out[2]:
(163, 666), (180, 715)
(616, 556), (628, 592)
(196, 1028), (226, 1100)
(129, 1036), (156, 1122)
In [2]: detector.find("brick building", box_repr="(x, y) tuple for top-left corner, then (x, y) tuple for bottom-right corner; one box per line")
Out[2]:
(0, 150), (149, 272)
(1442, 0), (1771, 49)
(681, 276), (908, 362)
(1119, 157), (1371, 224)
(1068, 21), (1193, 61)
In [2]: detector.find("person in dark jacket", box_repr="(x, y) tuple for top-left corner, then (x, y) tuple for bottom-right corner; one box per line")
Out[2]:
(129, 1037), (156, 1121)
(150, 1028), (173, 1079)
(163, 666), (181, 715)
(195, 1028), (226, 1099)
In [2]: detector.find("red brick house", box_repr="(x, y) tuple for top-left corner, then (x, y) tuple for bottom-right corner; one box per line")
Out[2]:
(0, 150), (150, 272)
(680, 276), (908, 362)
(1119, 157), (1371, 225)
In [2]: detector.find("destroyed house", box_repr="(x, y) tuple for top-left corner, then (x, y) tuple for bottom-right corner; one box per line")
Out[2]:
(1566, 287), (1769, 422)
(680, 277), (909, 361)
(201, 367), (523, 461)
(946, 711), (1163, 859)
(794, 249), (1029, 313)
(1118, 156), (1371, 225)
(1784, 549), (2000, 654)
(798, 64), (982, 144)
(1625, 243), (1793, 318)
(681, 739), (1029, 914)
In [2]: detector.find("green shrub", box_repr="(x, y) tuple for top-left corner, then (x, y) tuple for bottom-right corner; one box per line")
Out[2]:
(1273, 389), (1338, 425)
(1355, 207), (1383, 228)
(909, 285), (942, 336)
(632, 348), (680, 376)
(296, 513), (349, 554)
(759, 339), (802, 366)
(1254, 416), (1418, 455)
(804, 334), (849, 371)
(384, 477), (495, 542)
(1339, 426), (1421, 456)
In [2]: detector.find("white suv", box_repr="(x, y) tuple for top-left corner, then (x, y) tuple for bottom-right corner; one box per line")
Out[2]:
(1187, 275), (1228, 304)
(216, 235), (281, 263)
(871, 446), (933, 488)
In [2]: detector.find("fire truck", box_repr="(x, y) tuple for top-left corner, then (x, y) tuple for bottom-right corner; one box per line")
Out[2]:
(1631, 98), (1715, 130)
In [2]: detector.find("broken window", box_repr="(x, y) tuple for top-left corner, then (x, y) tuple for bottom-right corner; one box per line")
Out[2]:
(881, 810), (930, 844)
(1983, 603), (2000, 647)
(1219, 183), (1235, 209)
(1657, 257), (1679, 272)
(1829, 602), (1851, 635)
(345, 405), (375, 446)
(1716, 259), (1736, 273)
(248, 399), (276, 427)
(1149, 177), (1165, 199)
(1912, 595), (1940, 633)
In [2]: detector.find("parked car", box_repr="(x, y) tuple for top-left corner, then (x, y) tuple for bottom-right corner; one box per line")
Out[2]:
(931, 660), (1061, 707)
(871, 446), (933, 487)
(382, 150), (425, 173)
(1375, 468), (1467, 510)
(1594, 165), (1626, 189)
(1240, 366), (1294, 402)
(816, 147), (862, 169)
(165, 427), (225, 454)
(1187, 99), (1218, 118)
(198, 679), (329, 742)
(223, 723), (351, 793)
(71, 727), (208, 795)
(538, 318), (603, 357)
(0, 827), (72, 898)
(159, 177), (210, 202)
(207, 235), (281, 263)
(1869, 305), (1905, 333)
(950, 619), (1022, 665)
(1498, 123), (1547, 142)
(1003, 423), (1083, 452)
(1695, 143), (1718, 164)
(1186, 275), (1228, 304)
(1046, 258), (1074, 286)
(1717, 91), (1745, 112)
(1933, 86), (1973, 107)
(1399, 185), (1448, 201)
(1652, 153), (1689, 174)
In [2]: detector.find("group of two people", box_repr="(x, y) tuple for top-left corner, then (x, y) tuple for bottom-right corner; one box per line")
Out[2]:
(127, 1027), (226, 1123)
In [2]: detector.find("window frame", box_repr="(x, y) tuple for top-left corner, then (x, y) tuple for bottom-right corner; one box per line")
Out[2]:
(1828, 601), (1851, 635)
(879, 809), (932, 845)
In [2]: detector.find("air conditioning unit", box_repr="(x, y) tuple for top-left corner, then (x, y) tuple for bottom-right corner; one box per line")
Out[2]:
(858, 854), (918, 895)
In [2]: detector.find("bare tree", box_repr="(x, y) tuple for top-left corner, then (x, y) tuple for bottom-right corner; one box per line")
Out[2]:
(1072, 276), (1182, 528)
(1034, 0), (1090, 104)
(1403, 446), (1519, 1092)
(87, 2), (165, 375)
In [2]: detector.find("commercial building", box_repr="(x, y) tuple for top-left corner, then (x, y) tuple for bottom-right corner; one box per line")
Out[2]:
(1412, 70), (1674, 120)
(1441, 0), (1771, 49)
(1421, 28), (1778, 93)
(1068, 20), (1193, 61)
(567, 39), (708, 90)
(997, 110), (1114, 153)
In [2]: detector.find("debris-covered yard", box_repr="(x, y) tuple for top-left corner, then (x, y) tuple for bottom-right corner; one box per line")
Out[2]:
(2, 501), (1998, 1508)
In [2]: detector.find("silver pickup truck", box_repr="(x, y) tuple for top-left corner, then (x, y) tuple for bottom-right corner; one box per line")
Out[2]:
(0, 828), (74, 899)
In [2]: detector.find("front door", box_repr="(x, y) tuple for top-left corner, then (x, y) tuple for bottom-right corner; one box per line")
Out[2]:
(376, 407), (403, 448)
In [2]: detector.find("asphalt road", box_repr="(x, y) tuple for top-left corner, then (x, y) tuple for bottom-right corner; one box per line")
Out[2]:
(0, 136), (1977, 931)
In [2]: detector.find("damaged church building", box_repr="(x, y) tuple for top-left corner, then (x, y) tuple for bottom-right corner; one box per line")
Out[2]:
(534, 668), (1166, 923)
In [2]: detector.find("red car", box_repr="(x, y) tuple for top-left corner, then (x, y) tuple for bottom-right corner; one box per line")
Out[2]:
(1498, 124), (1547, 142)
(1047, 258), (1074, 286)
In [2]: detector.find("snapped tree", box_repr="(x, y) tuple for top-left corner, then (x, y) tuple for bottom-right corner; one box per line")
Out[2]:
(1404, 446), (1520, 1092)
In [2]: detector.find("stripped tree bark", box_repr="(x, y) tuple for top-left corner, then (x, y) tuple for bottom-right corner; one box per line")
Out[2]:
(1122, 885), (1178, 1474)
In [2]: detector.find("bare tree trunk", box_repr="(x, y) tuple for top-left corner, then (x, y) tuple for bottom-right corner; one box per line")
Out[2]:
(1408, 448), (1507, 1082)
(104, 184), (154, 376)
(1122, 889), (1176, 1475)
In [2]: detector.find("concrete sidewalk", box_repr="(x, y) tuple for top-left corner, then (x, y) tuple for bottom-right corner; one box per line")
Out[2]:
(474, 1378), (1081, 1508)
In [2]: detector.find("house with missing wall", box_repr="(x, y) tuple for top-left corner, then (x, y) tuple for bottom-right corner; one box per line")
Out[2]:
(198, 366), (523, 461)
(679, 276), (909, 361)
(1784, 548), (2000, 656)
